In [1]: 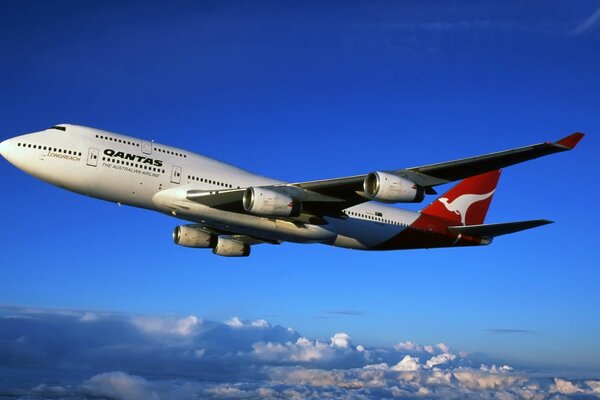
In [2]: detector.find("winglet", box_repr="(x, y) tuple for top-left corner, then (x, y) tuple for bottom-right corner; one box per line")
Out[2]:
(555, 132), (585, 149)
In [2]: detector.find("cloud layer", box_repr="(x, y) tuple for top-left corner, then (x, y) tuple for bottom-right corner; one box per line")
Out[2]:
(1, 306), (599, 399)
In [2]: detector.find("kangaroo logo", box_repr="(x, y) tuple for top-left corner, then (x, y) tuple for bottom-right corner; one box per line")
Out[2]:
(438, 189), (496, 226)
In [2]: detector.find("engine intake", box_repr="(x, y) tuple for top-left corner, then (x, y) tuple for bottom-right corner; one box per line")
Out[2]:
(243, 187), (302, 217)
(363, 171), (424, 203)
(213, 237), (250, 257)
(173, 225), (216, 248)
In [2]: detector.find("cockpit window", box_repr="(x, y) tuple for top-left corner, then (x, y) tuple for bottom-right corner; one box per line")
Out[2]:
(49, 126), (66, 131)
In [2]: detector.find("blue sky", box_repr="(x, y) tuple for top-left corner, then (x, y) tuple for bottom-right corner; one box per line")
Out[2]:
(1, 1), (599, 396)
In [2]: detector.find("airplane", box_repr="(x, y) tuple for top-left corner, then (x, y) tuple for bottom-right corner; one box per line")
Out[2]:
(0, 124), (584, 257)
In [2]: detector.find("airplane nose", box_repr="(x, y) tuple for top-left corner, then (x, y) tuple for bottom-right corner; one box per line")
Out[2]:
(0, 139), (10, 159)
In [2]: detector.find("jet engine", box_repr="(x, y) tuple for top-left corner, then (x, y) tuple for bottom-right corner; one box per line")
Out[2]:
(173, 225), (216, 248)
(212, 237), (250, 257)
(363, 171), (424, 203)
(242, 187), (302, 217)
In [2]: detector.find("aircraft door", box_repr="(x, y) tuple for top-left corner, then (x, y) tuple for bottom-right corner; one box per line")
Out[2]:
(86, 148), (99, 167)
(141, 140), (153, 155)
(170, 165), (182, 184)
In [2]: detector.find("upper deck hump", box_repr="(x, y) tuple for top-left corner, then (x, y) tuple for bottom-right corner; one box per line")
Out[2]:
(54, 124), (280, 185)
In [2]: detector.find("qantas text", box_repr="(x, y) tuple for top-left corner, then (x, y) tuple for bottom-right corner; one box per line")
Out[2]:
(104, 149), (163, 167)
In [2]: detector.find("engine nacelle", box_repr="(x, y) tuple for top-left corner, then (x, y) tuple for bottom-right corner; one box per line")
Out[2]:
(212, 237), (250, 257)
(242, 187), (302, 217)
(363, 171), (424, 203)
(173, 225), (216, 248)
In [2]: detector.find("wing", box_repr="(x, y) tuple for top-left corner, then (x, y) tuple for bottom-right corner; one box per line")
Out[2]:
(394, 132), (584, 186)
(186, 132), (583, 220)
(291, 132), (584, 191)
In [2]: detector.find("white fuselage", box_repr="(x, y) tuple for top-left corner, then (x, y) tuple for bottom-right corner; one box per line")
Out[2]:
(0, 124), (434, 250)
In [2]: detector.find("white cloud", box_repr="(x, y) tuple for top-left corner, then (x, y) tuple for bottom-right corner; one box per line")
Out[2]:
(425, 352), (457, 369)
(194, 349), (206, 358)
(393, 340), (423, 352)
(250, 319), (270, 328)
(570, 5), (600, 36)
(480, 364), (513, 373)
(424, 345), (435, 354)
(80, 312), (101, 322)
(549, 377), (584, 394)
(252, 337), (334, 362)
(1, 305), (599, 400)
(436, 343), (450, 353)
(393, 340), (452, 358)
(132, 315), (202, 336)
(453, 368), (525, 390)
(587, 380), (600, 394)
(424, 369), (454, 386)
(224, 316), (244, 328)
(391, 355), (420, 372)
(363, 363), (389, 370)
(330, 332), (352, 349)
(83, 372), (161, 400)
(225, 317), (271, 329)
(205, 385), (245, 397)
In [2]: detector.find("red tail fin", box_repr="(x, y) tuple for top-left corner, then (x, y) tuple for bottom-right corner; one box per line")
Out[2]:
(421, 170), (501, 226)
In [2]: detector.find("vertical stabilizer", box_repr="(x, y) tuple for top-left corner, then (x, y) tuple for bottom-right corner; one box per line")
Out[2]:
(421, 170), (501, 226)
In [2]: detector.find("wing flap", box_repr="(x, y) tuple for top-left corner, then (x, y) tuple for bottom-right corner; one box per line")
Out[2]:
(229, 234), (281, 246)
(188, 224), (280, 245)
(186, 189), (246, 213)
(448, 219), (553, 238)
(185, 188), (342, 223)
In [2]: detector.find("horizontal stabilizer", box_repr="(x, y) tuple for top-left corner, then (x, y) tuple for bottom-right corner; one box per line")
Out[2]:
(448, 219), (553, 238)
